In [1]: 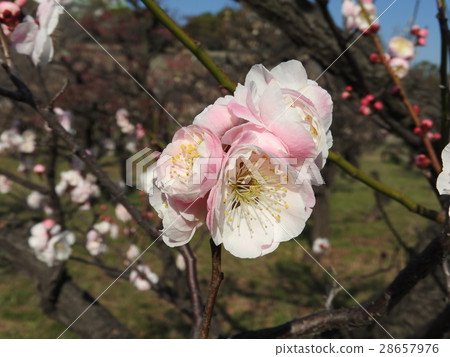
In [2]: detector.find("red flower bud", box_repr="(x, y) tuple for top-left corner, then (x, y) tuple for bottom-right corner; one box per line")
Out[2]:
(414, 154), (430, 168)
(413, 127), (423, 136)
(373, 101), (383, 110)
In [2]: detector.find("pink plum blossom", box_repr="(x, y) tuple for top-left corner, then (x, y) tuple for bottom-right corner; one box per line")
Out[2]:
(33, 164), (46, 175)
(388, 37), (415, 59)
(10, 0), (63, 66)
(129, 264), (159, 291)
(149, 187), (206, 247)
(193, 96), (240, 139)
(389, 57), (410, 79)
(154, 125), (224, 202)
(346, 0), (378, 33)
(229, 60), (333, 168)
(206, 141), (315, 259)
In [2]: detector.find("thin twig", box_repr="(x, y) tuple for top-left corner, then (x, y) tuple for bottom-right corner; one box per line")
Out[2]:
(0, 26), (14, 69)
(178, 244), (203, 338)
(357, 0), (441, 174)
(328, 151), (444, 223)
(200, 239), (223, 338)
(140, 0), (236, 93)
(436, 0), (450, 147)
(0, 167), (49, 194)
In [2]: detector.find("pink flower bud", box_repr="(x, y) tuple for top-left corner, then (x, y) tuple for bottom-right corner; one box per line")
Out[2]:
(416, 37), (427, 46)
(433, 133), (442, 141)
(414, 154), (430, 168)
(413, 127), (423, 136)
(418, 28), (429, 38)
(369, 53), (380, 63)
(421, 119), (433, 131)
(426, 132), (434, 140)
(373, 101), (383, 110)
(365, 94), (375, 102)
(359, 105), (371, 116)
(369, 23), (380, 33)
(345, 85), (353, 92)
(43, 219), (56, 230)
(341, 91), (351, 100)
(33, 164), (46, 175)
(412, 105), (421, 114)
(410, 25), (421, 36)
(360, 97), (370, 106)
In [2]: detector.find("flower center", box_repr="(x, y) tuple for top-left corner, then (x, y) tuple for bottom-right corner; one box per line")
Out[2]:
(223, 153), (290, 234)
(169, 141), (202, 183)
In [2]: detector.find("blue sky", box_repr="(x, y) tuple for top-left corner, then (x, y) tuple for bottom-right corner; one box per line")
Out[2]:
(160, 0), (444, 65)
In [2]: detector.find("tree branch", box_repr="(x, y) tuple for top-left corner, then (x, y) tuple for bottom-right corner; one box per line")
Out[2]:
(328, 151), (444, 223)
(200, 239), (223, 338)
(232, 230), (450, 338)
(141, 0), (237, 93)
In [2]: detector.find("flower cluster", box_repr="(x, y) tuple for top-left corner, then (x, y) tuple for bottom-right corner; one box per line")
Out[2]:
(28, 219), (75, 267)
(148, 60), (333, 258)
(342, 0), (379, 33)
(55, 170), (100, 209)
(0, 127), (36, 154)
(6, 0), (64, 66)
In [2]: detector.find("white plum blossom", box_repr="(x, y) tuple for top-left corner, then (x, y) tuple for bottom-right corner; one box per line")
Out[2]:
(129, 264), (159, 291)
(389, 57), (410, 79)
(19, 130), (36, 153)
(389, 37), (415, 59)
(126, 244), (140, 262)
(0, 175), (12, 194)
(115, 203), (132, 222)
(28, 219), (75, 267)
(116, 108), (135, 135)
(175, 253), (186, 271)
(93, 220), (118, 239)
(86, 230), (107, 256)
(312, 237), (331, 254)
(27, 190), (46, 209)
(437, 143), (450, 196)
(11, 0), (64, 66)
(56, 170), (100, 205)
(207, 143), (315, 258)
(0, 128), (36, 154)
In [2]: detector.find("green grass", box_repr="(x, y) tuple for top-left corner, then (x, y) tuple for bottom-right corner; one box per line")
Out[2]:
(0, 147), (442, 338)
